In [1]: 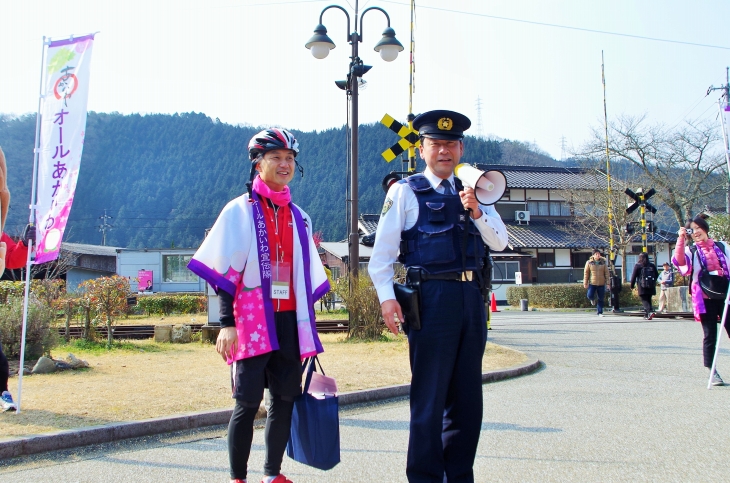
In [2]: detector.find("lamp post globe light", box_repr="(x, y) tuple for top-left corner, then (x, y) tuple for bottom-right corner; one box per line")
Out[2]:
(305, 1), (403, 284)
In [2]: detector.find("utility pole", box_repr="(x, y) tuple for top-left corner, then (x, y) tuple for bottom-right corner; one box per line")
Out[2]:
(560, 135), (567, 162)
(98, 209), (113, 246)
(707, 67), (730, 214)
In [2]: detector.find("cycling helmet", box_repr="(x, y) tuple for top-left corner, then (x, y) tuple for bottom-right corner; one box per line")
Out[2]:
(248, 128), (299, 160)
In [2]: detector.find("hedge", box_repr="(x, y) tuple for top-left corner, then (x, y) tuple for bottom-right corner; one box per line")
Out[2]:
(506, 283), (643, 309)
(136, 294), (206, 315)
(0, 281), (27, 305)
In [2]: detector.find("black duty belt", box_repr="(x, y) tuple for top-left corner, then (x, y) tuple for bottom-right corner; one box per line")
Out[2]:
(408, 269), (475, 282)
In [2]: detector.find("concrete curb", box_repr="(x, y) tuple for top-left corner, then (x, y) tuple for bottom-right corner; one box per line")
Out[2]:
(0, 358), (540, 459)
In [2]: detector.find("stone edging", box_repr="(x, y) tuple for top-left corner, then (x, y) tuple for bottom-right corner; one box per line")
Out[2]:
(0, 358), (541, 460)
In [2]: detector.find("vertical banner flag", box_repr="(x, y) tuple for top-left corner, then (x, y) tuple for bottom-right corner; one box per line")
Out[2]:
(35, 34), (95, 264)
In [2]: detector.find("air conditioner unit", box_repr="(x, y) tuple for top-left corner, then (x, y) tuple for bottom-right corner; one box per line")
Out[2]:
(515, 210), (530, 224)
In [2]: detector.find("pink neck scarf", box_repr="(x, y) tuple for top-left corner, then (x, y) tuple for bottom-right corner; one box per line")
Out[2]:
(252, 175), (291, 207)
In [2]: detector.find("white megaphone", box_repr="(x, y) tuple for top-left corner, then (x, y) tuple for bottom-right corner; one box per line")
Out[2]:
(453, 164), (507, 206)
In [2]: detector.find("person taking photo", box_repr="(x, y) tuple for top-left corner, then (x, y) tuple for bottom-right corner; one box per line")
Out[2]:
(673, 216), (730, 386)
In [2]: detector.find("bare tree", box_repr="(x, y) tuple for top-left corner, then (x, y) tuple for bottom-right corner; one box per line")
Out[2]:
(554, 169), (638, 281)
(579, 114), (727, 226)
(29, 248), (79, 280)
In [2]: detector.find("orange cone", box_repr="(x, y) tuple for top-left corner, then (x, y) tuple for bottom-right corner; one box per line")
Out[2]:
(490, 292), (500, 312)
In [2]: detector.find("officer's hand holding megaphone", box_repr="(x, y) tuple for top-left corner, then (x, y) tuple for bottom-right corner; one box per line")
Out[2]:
(459, 187), (482, 219)
(453, 164), (507, 212)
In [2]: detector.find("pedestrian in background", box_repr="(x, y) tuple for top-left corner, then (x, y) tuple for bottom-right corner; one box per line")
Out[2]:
(673, 216), (730, 386)
(657, 262), (674, 313)
(583, 249), (610, 316)
(630, 252), (657, 320)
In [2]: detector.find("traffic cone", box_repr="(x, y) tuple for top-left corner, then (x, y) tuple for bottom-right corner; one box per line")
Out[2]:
(490, 292), (500, 312)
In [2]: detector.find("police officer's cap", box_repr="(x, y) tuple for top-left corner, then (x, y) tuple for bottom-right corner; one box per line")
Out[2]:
(413, 110), (471, 140)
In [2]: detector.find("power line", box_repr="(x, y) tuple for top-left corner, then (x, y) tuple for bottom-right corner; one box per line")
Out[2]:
(475, 96), (484, 139)
(379, 1), (730, 51)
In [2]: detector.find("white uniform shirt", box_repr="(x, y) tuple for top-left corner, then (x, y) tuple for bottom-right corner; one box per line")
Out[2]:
(368, 168), (509, 303)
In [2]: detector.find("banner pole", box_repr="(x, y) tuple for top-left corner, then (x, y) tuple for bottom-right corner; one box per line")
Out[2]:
(17, 35), (49, 413)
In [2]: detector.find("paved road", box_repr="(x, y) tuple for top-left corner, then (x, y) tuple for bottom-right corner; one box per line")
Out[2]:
(1, 311), (728, 482)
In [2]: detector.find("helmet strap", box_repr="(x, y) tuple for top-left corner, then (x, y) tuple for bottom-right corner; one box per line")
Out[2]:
(295, 160), (304, 178)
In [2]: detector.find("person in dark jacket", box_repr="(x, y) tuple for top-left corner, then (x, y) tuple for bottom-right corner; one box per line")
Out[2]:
(630, 252), (657, 320)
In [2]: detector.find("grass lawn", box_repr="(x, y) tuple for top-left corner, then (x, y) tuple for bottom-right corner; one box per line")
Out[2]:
(0, 314), (527, 439)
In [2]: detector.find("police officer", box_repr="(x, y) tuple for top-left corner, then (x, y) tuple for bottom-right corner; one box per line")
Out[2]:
(368, 110), (508, 482)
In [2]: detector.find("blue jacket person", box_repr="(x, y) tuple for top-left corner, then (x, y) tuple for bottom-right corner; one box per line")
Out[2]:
(368, 110), (508, 482)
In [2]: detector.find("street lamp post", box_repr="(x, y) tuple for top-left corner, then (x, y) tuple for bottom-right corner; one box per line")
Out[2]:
(305, 1), (403, 282)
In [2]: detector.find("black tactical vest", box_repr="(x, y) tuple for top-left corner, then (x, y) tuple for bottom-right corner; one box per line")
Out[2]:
(398, 174), (486, 274)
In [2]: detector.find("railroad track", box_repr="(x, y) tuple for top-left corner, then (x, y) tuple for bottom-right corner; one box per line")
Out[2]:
(57, 320), (350, 340)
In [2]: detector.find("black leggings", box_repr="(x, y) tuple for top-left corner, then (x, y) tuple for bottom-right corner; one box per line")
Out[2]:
(228, 394), (295, 480)
(0, 342), (8, 393)
(702, 321), (730, 368)
(699, 298), (730, 368)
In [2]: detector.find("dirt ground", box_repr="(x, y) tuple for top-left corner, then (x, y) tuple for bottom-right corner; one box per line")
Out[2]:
(1, 323), (527, 439)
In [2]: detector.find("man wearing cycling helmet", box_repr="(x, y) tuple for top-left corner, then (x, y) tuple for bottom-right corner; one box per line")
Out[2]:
(189, 129), (330, 483)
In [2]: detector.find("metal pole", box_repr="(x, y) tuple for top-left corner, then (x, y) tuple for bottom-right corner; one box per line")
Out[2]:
(348, 32), (359, 280)
(17, 35), (48, 413)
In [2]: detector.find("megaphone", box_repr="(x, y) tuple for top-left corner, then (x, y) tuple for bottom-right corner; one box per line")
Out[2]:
(453, 164), (506, 206)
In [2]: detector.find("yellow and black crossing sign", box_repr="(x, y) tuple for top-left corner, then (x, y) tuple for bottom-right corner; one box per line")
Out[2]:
(380, 113), (420, 162)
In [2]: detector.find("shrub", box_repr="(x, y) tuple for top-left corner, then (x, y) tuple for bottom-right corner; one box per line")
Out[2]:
(506, 283), (642, 309)
(0, 296), (57, 358)
(137, 294), (206, 315)
(333, 275), (384, 341)
(79, 276), (131, 347)
(0, 281), (25, 305)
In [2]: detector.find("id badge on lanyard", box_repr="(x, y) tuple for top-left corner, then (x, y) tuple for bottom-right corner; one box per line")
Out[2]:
(271, 261), (291, 299)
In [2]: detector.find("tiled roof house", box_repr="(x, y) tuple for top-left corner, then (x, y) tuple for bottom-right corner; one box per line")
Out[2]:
(320, 165), (675, 301)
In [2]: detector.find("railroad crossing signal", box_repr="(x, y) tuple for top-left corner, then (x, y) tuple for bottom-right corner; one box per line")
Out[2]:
(625, 221), (655, 234)
(625, 188), (657, 214)
(625, 187), (657, 255)
(380, 113), (420, 162)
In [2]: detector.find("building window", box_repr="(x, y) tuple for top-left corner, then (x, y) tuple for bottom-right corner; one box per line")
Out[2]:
(549, 202), (562, 216)
(624, 255), (638, 282)
(163, 255), (198, 282)
(538, 252), (555, 267)
(573, 252), (591, 268)
(330, 266), (341, 279)
(561, 203), (572, 216)
(493, 261), (520, 281)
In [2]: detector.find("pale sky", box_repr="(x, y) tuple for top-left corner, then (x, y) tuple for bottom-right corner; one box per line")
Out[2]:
(2, 0), (729, 160)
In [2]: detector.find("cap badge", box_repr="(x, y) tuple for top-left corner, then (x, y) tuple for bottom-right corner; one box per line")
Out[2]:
(437, 117), (453, 131)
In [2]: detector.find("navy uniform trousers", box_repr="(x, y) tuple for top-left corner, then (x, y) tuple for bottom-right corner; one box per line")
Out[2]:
(406, 276), (488, 483)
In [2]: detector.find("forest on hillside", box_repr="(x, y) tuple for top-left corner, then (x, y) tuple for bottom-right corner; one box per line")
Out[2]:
(0, 111), (564, 248)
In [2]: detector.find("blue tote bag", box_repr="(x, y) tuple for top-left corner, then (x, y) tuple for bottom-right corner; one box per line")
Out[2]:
(286, 356), (340, 470)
